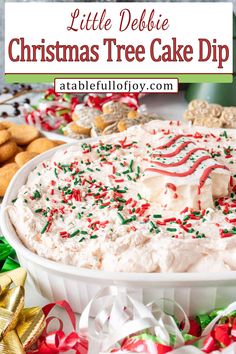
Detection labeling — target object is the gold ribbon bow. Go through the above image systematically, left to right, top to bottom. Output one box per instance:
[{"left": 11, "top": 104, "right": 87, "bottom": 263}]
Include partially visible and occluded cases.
[{"left": 0, "top": 268, "right": 45, "bottom": 353}]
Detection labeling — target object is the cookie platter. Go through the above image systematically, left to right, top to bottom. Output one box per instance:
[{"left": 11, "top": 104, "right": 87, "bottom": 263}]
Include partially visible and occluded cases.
[
  {"left": 2, "top": 119, "right": 236, "bottom": 317},
  {"left": 0, "top": 120, "right": 77, "bottom": 200}
]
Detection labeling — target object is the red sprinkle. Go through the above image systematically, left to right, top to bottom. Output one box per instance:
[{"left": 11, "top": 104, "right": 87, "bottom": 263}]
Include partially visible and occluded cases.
[
  {"left": 125, "top": 198, "right": 133, "bottom": 205},
  {"left": 180, "top": 207, "right": 189, "bottom": 214},
  {"left": 163, "top": 217, "right": 176, "bottom": 223},
  {"left": 225, "top": 217, "right": 236, "bottom": 223},
  {"left": 220, "top": 230, "right": 233, "bottom": 238}
]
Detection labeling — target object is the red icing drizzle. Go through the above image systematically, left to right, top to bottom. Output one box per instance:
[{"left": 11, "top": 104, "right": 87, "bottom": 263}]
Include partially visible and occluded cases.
[
  {"left": 146, "top": 133, "right": 230, "bottom": 211},
  {"left": 154, "top": 134, "right": 184, "bottom": 150},
  {"left": 153, "top": 141, "right": 193, "bottom": 158},
  {"left": 150, "top": 148, "right": 207, "bottom": 167},
  {"left": 146, "top": 155, "right": 212, "bottom": 177},
  {"left": 198, "top": 164, "right": 229, "bottom": 191},
  {"left": 166, "top": 183, "right": 177, "bottom": 191},
  {"left": 197, "top": 200, "right": 201, "bottom": 210}
]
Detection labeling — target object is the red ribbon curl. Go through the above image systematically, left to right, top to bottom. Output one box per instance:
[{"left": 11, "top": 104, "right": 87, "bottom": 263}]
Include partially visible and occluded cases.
[{"left": 27, "top": 300, "right": 88, "bottom": 354}]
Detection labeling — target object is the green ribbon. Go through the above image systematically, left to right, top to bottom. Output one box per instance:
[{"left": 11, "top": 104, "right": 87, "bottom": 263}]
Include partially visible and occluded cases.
[
  {"left": 0, "top": 237, "right": 19, "bottom": 273},
  {"left": 127, "top": 298, "right": 236, "bottom": 352},
  {"left": 208, "top": 308, "right": 236, "bottom": 324},
  {"left": 209, "top": 308, "right": 224, "bottom": 320},
  {"left": 196, "top": 314, "right": 212, "bottom": 330},
  {"left": 134, "top": 332, "right": 176, "bottom": 347},
  {"left": 134, "top": 333, "right": 160, "bottom": 343}
]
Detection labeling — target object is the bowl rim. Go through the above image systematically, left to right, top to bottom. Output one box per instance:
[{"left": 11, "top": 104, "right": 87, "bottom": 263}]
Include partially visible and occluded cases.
[{"left": 2, "top": 122, "right": 236, "bottom": 284}]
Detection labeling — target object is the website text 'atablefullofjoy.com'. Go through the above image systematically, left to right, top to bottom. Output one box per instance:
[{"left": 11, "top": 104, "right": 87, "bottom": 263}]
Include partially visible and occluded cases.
[{"left": 54, "top": 78, "right": 178, "bottom": 93}]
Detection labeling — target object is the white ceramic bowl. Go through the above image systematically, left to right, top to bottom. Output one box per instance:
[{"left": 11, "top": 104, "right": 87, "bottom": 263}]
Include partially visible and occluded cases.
[{"left": 2, "top": 132, "right": 236, "bottom": 316}]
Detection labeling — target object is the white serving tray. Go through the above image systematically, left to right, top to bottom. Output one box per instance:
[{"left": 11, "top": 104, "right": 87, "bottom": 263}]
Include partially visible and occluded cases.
[{"left": 2, "top": 121, "right": 236, "bottom": 316}]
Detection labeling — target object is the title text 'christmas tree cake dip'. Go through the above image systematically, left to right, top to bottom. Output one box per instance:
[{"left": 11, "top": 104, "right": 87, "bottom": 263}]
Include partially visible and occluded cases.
[{"left": 7, "top": 121, "right": 236, "bottom": 273}]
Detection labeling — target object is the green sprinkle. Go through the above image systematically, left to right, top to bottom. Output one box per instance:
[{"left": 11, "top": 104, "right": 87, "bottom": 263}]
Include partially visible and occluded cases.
[
  {"left": 223, "top": 131, "right": 228, "bottom": 138},
  {"left": 129, "top": 159, "right": 134, "bottom": 172},
  {"left": 136, "top": 166, "right": 141, "bottom": 177},
  {"left": 54, "top": 168, "right": 58, "bottom": 178},
  {"left": 74, "top": 179, "right": 79, "bottom": 185},
  {"left": 33, "top": 190, "right": 41, "bottom": 199},
  {"left": 64, "top": 190, "right": 72, "bottom": 195},
  {"left": 137, "top": 193, "right": 142, "bottom": 200},
  {"left": 12, "top": 198, "right": 17, "bottom": 203},
  {"left": 117, "top": 198, "right": 126, "bottom": 203},
  {"left": 35, "top": 208, "right": 43, "bottom": 213},
  {"left": 118, "top": 212, "right": 125, "bottom": 224},
  {"left": 153, "top": 214, "right": 162, "bottom": 218},
  {"left": 125, "top": 215, "right": 137, "bottom": 224},
  {"left": 183, "top": 215, "right": 190, "bottom": 221},
  {"left": 150, "top": 221, "right": 157, "bottom": 230},
  {"left": 41, "top": 222, "right": 49, "bottom": 234},
  {"left": 167, "top": 228, "right": 177, "bottom": 232},
  {"left": 188, "top": 228, "right": 194, "bottom": 233},
  {"left": 70, "top": 230, "right": 80, "bottom": 237},
  {"left": 196, "top": 233, "right": 206, "bottom": 238},
  {"left": 90, "top": 235, "right": 98, "bottom": 239},
  {"left": 79, "top": 237, "right": 85, "bottom": 242}
]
